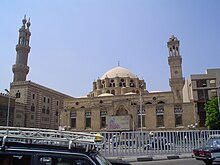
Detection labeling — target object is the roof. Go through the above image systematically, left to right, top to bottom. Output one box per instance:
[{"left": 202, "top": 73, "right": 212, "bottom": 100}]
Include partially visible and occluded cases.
[
  {"left": 101, "top": 67, "right": 137, "bottom": 79},
  {"left": 0, "top": 141, "right": 96, "bottom": 154}
]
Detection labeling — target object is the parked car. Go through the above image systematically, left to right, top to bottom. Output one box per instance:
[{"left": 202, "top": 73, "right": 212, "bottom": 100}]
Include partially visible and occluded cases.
[
  {"left": 0, "top": 126, "right": 130, "bottom": 165},
  {"left": 109, "top": 135, "right": 134, "bottom": 147},
  {"left": 192, "top": 135, "right": 220, "bottom": 165},
  {"left": 144, "top": 138, "right": 173, "bottom": 150}
]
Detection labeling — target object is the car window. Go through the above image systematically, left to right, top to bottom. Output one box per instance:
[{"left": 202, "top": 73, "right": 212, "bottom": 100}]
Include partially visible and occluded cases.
[
  {"left": 206, "top": 138, "right": 220, "bottom": 147},
  {"left": 0, "top": 153, "right": 32, "bottom": 165},
  {"left": 95, "top": 154, "right": 112, "bottom": 165},
  {"left": 38, "top": 155, "right": 94, "bottom": 165}
]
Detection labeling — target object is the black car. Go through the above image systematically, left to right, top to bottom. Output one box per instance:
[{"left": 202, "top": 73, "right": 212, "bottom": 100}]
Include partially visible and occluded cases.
[
  {"left": 0, "top": 126, "right": 131, "bottom": 165},
  {"left": 193, "top": 135, "right": 220, "bottom": 165},
  {"left": 144, "top": 138, "right": 173, "bottom": 150}
]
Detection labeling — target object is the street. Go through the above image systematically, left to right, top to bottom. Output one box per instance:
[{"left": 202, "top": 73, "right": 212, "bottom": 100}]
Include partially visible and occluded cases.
[{"left": 130, "top": 158, "right": 220, "bottom": 165}]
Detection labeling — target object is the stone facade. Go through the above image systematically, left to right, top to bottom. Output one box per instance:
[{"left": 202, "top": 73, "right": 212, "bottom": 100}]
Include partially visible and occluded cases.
[
  {"left": 63, "top": 35, "right": 197, "bottom": 132},
  {"left": 10, "top": 81, "right": 72, "bottom": 129},
  {"left": 63, "top": 92, "right": 196, "bottom": 132},
  {"left": 0, "top": 93, "right": 15, "bottom": 126},
  {"left": 13, "top": 101, "right": 26, "bottom": 127}
]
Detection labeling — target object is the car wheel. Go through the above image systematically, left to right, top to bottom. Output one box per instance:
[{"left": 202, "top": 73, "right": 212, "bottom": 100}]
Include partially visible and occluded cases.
[{"left": 203, "top": 160, "right": 213, "bottom": 165}]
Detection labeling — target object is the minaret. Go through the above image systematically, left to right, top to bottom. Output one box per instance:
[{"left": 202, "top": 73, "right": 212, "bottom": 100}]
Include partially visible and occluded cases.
[
  {"left": 12, "top": 15, "right": 31, "bottom": 82},
  {"left": 167, "top": 35, "right": 185, "bottom": 102}
]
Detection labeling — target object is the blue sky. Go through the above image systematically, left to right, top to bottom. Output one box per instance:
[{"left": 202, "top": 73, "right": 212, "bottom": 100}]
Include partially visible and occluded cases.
[{"left": 1, "top": 0, "right": 220, "bottom": 97}]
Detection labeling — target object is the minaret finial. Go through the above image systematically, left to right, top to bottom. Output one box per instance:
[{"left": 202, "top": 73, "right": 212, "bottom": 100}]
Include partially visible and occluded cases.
[
  {"left": 22, "top": 15, "right": 27, "bottom": 26},
  {"left": 27, "top": 17, "right": 31, "bottom": 28},
  {"left": 118, "top": 61, "right": 120, "bottom": 67}
]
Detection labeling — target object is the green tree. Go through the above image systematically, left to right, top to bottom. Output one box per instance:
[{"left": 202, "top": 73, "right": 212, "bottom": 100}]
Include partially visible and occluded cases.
[{"left": 205, "top": 96, "right": 220, "bottom": 130}]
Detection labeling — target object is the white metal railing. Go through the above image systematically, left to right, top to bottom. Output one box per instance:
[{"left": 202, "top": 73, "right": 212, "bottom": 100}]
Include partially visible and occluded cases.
[{"left": 99, "top": 130, "right": 220, "bottom": 158}]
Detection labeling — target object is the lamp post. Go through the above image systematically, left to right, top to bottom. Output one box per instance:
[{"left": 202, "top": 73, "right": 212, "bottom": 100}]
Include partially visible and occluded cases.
[
  {"left": 139, "top": 83, "right": 145, "bottom": 135},
  {"left": 202, "top": 83, "right": 206, "bottom": 103},
  {"left": 202, "top": 84, "right": 206, "bottom": 126},
  {"left": 217, "top": 86, "right": 220, "bottom": 114},
  {"left": 139, "top": 87, "right": 143, "bottom": 133},
  {"left": 5, "top": 89, "right": 11, "bottom": 127},
  {"left": 126, "top": 92, "right": 136, "bottom": 133},
  {"left": 132, "top": 93, "right": 136, "bottom": 133},
  {"left": 130, "top": 99, "right": 135, "bottom": 134},
  {"left": 64, "top": 108, "right": 68, "bottom": 130},
  {"left": 58, "top": 109, "right": 62, "bottom": 131},
  {"left": 129, "top": 109, "right": 135, "bottom": 135},
  {"left": 187, "top": 123, "right": 198, "bottom": 130}
]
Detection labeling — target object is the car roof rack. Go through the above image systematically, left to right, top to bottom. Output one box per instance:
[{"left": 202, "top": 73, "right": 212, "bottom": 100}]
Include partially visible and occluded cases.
[{"left": 0, "top": 126, "right": 105, "bottom": 151}]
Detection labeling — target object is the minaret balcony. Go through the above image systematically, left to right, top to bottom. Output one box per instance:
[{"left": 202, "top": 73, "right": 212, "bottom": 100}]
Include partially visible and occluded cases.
[
  {"left": 16, "top": 44, "right": 31, "bottom": 52},
  {"left": 12, "top": 64, "right": 29, "bottom": 74},
  {"left": 169, "top": 78, "right": 185, "bottom": 87}
]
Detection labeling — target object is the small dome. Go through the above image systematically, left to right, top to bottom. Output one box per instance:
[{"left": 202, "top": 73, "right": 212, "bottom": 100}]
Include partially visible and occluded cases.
[
  {"left": 101, "top": 67, "right": 136, "bottom": 79},
  {"left": 124, "top": 92, "right": 136, "bottom": 95},
  {"left": 98, "top": 93, "right": 114, "bottom": 97}
]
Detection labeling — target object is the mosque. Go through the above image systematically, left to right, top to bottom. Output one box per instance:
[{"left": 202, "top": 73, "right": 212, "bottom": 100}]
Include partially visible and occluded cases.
[
  {"left": 5, "top": 16, "right": 220, "bottom": 132},
  {"left": 62, "top": 35, "right": 197, "bottom": 132}
]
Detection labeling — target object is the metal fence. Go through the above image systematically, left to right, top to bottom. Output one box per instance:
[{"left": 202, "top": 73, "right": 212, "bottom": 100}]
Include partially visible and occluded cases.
[{"left": 99, "top": 130, "right": 220, "bottom": 158}]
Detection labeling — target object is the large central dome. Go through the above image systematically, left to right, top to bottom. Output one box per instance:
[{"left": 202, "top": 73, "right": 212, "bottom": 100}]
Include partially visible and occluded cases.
[{"left": 101, "top": 66, "right": 136, "bottom": 79}]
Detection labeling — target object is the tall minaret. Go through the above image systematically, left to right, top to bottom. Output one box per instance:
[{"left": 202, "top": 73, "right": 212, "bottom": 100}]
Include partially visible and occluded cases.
[
  {"left": 12, "top": 15, "right": 31, "bottom": 82},
  {"left": 167, "top": 35, "right": 185, "bottom": 102}
]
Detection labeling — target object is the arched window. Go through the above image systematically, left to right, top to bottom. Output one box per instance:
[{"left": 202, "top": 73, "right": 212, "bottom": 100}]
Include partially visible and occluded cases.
[
  {"left": 119, "top": 78, "right": 126, "bottom": 87},
  {"left": 110, "top": 79, "right": 115, "bottom": 87},
  {"left": 130, "top": 79, "right": 135, "bottom": 87},
  {"left": 101, "top": 80, "right": 105, "bottom": 88},
  {"left": 16, "top": 90, "right": 21, "bottom": 98},
  {"left": 111, "top": 90, "right": 115, "bottom": 95},
  {"left": 31, "top": 103, "right": 35, "bottom": 112},
  {"left": 174, "top": 105, "right": 183, "bottom": 127},
  {"left": 42, "top": 106, "right": 45, "bottom": 114},
  {"left": 156, "top": 106, "right": 164, "bottom": 127},
  {"left": 46, "top": 107, "right": 50, "bottom": 115},
  {"left": 55, "top": 111, "right": 58, "bottom": 116},
  {"left": 85, "top": 111, "right": 91, "bottom": 128},
  {"left": 100, "top": 111, "right": 107, "bottom": 128},
  {"left": 70, "top": 112, "right": 77, "bottom": 128}
]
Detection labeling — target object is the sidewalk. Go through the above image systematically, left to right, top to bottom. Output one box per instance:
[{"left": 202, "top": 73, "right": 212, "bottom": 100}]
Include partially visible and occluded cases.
[{"left": 107, "top": 153, "right": 192, "bottom": 163}]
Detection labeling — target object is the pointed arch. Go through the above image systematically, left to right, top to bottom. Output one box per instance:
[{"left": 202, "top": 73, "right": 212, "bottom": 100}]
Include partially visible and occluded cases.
[
  {"left": 158, "top": 101, "right": 165, "bottom": 104},
  {"left": 116, "top": 105, "right": 128, "bottom": 116}
]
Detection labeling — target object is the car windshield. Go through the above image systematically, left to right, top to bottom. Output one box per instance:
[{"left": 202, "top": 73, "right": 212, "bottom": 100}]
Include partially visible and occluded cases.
[
  {"left": 206, "top": 138, "right": 220, "bottom": 147},
  {"left": 95, "top": 154, "right": 112, "bottom": 165}
]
